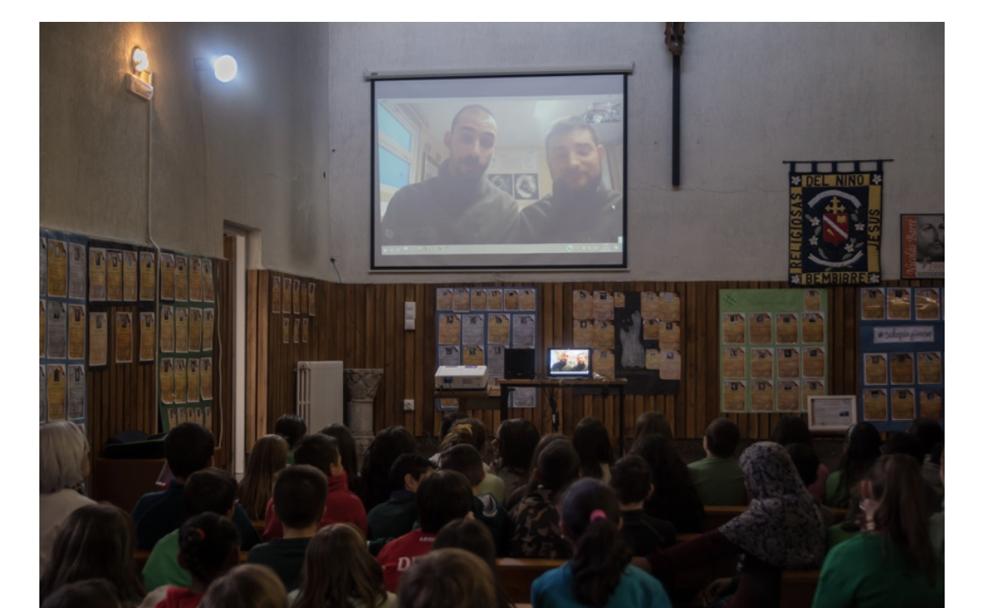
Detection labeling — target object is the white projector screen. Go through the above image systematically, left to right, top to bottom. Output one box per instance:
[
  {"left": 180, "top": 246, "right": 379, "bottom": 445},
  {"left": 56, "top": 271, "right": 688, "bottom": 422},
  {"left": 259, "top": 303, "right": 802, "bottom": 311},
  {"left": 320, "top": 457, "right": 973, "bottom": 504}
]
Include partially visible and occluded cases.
[{"left": 371, "top": 73, "right": 627, "bottom": 269}]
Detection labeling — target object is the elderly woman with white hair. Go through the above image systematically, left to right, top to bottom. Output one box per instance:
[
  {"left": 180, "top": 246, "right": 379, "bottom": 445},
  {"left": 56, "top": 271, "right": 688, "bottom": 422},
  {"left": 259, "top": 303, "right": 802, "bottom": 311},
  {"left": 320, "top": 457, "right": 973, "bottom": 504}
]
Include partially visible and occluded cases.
[{"left": 40, "top": 421, "right": 95, "bottom": 569}]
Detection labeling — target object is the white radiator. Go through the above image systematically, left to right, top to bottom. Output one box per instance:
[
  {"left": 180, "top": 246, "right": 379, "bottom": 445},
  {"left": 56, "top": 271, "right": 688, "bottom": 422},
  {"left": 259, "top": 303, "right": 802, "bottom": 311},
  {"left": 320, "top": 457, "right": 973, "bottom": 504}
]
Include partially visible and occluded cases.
[{"left": 296, "top": 361, "right": 344, "bottom": 433}]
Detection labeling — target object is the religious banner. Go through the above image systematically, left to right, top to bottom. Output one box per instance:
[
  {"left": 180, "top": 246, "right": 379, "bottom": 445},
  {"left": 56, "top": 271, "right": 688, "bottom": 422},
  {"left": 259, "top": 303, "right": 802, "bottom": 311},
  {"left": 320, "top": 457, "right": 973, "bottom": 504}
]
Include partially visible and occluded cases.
[{"left": 788, "top": 161, "right": 883, "bottom": 285}]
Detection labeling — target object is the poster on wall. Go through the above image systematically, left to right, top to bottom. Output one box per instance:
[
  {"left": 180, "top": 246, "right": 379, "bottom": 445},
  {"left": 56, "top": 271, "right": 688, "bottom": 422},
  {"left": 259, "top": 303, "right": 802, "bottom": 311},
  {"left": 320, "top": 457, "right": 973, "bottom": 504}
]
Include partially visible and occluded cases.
[
  {"left": 787, "top": 161, "right": 883, "bottom": 286},
  {"left": 900, "top": 214, "right": 943, "bottom": 279},
  {"left": 858, "top": 287, "right": 943, "bottom": 430},
  {"left": 719, "top": 289, "right": 829, "bottom": 413}
]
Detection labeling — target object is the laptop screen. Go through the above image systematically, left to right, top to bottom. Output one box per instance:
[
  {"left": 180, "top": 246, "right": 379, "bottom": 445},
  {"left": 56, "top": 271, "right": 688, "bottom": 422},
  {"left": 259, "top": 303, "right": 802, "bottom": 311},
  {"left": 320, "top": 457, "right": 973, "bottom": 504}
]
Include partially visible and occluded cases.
[{"left": 547, "top": 348, "right": 592, "bottom": 377}]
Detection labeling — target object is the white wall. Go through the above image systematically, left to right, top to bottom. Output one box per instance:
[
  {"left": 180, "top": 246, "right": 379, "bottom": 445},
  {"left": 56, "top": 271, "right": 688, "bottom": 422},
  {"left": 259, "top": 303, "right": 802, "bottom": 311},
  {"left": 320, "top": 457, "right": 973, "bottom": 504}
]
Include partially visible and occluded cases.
[
  {"left": 326, "top": 22, "right": 943, "bottom": 282},
  {"left": 41, "top": 23, "right": 944, "bottom": 283}
]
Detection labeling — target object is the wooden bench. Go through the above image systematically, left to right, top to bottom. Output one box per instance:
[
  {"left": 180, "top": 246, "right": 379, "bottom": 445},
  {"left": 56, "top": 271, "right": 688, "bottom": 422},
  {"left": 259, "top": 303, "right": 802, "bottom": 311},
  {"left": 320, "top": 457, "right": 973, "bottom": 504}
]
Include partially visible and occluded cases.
[
  {"left": 703, "top": 505, "right": 848, "bottom": 531},
  {"left": 495, "top": 558, "right": 564, "bottom": 604},
  {"left": 779, "top": 569, "right": 821, "bottom": 608}
]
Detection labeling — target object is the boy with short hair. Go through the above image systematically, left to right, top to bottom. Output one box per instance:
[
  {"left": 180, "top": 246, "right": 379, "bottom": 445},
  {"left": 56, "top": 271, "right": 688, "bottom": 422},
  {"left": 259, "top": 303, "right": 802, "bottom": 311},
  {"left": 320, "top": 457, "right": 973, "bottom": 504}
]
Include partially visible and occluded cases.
[
  {"left": 275, "top": 414, "right": 307, "bottom": 464},
  {"left": 687, "top": 417, "right": 747, "bottom": 506},
  {"left": 132, "top": 423, "right": 259, "bottom": 550},
  {"left": 262, "top": 434, "right": 367, "bottom": 539},
  {"left": 439, "top": 443, "right": 509, "bottom": 554},
  {"left": 367, "top": 453, "right": 435, "bottom": 554},
  {"left": 610, "top": 455, "right": 676, "bottom": 556},
  {"left": 248, "top": 464, "right": 328, "bottom": 590},
  {"left": 142, "top": 467, "right": 240, "bottom": 592},
  {"left": 376, "top": 469, "right": 474, "bottom": 592}
]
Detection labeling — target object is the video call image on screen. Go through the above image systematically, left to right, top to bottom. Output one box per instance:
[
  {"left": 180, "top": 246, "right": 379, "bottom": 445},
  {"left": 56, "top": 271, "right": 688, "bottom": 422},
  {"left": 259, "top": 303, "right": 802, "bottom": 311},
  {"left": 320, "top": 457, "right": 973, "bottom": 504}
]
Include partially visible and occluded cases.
[
  {"left": 372, "top": 74, "right": 626, "bottom": 269},
  {"left": 548, "top": 348, "right": 592, "bottom": 377}
]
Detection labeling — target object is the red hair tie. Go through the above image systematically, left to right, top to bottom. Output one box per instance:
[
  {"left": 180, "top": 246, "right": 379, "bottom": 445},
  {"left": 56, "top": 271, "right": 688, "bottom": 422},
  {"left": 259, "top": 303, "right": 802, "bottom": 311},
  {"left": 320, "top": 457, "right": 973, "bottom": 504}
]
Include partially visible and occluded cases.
[
  {"left": 590, "top": 509, "right": 608, "bottom": 523},
  {"left": 194, "top": 528, "right": 206, "bottom": 541}
]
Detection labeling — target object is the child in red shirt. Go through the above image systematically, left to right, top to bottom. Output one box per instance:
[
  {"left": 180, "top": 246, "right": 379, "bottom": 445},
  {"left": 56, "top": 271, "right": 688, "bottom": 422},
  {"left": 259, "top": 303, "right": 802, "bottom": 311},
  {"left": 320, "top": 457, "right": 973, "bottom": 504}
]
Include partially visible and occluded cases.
[
  {"left": 262, "top": 434, "right": 367, "bottom": 539},
  {"left": 376, "top": 470, "right": 474, "bottom": 592},
  {"left": 152, "top": 512, "right": 240, "bottom": 608}
]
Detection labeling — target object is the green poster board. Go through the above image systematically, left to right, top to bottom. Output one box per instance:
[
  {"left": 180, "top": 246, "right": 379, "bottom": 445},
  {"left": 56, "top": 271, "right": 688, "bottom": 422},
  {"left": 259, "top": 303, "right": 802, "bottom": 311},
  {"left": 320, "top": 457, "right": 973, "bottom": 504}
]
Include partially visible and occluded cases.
[{"left": 719, "top": 289, "right": 829, "bottom": 413}]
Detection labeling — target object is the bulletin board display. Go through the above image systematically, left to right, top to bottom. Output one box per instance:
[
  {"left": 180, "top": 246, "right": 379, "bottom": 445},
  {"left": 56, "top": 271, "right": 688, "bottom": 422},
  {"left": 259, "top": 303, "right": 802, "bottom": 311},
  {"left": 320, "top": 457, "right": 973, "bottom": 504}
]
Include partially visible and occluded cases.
[
  {"left": 435, "top": 287, "right": 537, "bottom": 410},
  {"left": 857, "top": 287, "right": 943, "bottom": 431},
  {"left": 571, "top": 289, "right": 681, "bottom": 395},
  {"left": 719, "top": 289, "right": 829, "bottom": 413}
]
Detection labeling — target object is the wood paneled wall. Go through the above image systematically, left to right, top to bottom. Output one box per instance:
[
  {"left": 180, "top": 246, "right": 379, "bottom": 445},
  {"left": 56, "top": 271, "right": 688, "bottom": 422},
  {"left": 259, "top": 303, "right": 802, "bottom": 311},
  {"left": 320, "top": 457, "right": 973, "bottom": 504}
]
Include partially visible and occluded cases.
[
  {"left": 87, "top": 258, "right": 232, "bottom": 468},
  {"left": 248, "top": 277, "right": 941, "bottom": 446}
]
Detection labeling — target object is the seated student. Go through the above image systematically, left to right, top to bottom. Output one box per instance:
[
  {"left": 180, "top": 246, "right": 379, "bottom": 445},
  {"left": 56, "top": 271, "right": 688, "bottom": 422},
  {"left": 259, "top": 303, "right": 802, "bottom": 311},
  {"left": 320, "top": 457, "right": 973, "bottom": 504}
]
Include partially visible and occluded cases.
[
  {"left": 634, "top": 411, "right": 674, "bottom": 440},
  {"left": 274, "top": 415, "right": 307, "bottom": 464},
  {"left": 771, "top": 415, "right": 828, "bottom": 502},
  {"left": 457, "top": 417, "right": 507, "bottom": 502},
  {"left": 573, "top": 417, "right": 614, "bottom": 483},
  {"left": 687, "top": 417, "right": 747, "bottom": 506},
  {"left": 492, "top": 418, "right": 540, "bottom": 500},
  {"left": 908, "top": 418, "right": 944, "bottom": 512},
  {"left": 40, "top": 421, "right": 95, "bottom": 571},
  {"left": 825, "top": 422, "right": 883, "bottom": 508},
  {"left": 132, "top": 423, "right": 259, "bottom": 550},
  {"left": 320, "top": 424, "right": 361, "bottom": 492},
  {"left": 360, "top": 426, "right": 417, "bottom": 513},
  {"left": 503, "top": 433, "right": 566, "bottom": 512},
  {"left": 237, "top": 434, "right": 289, "bottom": 522},
  {"left": 262, "top": 434, "right": 367, "bottom": 539},
  {"left": 631, "top": 434, "right": 705, "bottom": 533},
  {"left": 509, "top": 438, "right": 580, "bottom": 559},
  {"left": 647, "top": 442, "right": 825, "bottom": 608},
  {"left": 784, "top": 442, "right": 836, "bottom": 527},
  {"left": 439, "top": 444, "right": 510, "bottom": 554},
  {"left": 929, "top": 448, "right": 943, "bottom": 557},
  {"left": 367, "top": 454, "right": 434, "bottom": 555},
  {"left": 812, "top": 454, "right": 944, "bottom": 608},
  {"left": 610, "top": 455, "right": 676, "bottom": 555},
  {"left": 249, "top": 465, "right": 329, "bottom": 591},
  {"left": 143, "top": 468, "right": 240, "bottom": 593},
  {"left": 376, "top": 470, "right": 474, "bottom": 593},
  {"left": 531, "top": 478, "right": 672, "bottom": 608},
  {"left": 40, "top": 504, "right": 145, "bottom": 606},
  {"left": 140, "top": 512, "right": 240, "bottom": 608},
  {"left": 433, "top": 519, "right": 512, "bottom": 608},
  {"left": 291, "top": 524, "right": 397, "bottom": 608},
  {"left": 397, "top": 549, "right": 498, "bottom": 608},
  {"left": 199, "top": 564, "right": 288, "bottom": 608},
  {"left": 41, "top": 579, "right": 122, "bottom": 608}
]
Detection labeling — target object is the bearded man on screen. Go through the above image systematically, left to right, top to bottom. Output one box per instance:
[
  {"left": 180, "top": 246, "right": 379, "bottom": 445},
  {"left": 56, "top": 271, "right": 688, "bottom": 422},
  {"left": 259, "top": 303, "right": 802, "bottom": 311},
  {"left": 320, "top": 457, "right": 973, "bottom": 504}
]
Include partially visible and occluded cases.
[
  {"left": 380, "top": 105, "right": 521, "bottom": 246},
  {"left": 519, "top": 118, "right": 623, "bottom": 244}
]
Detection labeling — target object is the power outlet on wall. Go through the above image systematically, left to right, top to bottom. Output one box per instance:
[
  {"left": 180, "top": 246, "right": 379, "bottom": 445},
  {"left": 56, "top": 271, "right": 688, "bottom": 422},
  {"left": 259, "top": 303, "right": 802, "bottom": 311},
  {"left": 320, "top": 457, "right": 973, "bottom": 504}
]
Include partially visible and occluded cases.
[{"left": 403, "top": 399, "right": 415, "bottom": 412}]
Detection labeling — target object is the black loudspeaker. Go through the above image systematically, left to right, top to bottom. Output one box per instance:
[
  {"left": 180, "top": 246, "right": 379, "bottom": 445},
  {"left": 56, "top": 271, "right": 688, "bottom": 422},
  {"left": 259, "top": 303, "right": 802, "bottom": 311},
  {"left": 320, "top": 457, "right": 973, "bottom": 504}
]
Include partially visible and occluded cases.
[{"left": 504, "top": 348, "right": 536, "bottom": 379}]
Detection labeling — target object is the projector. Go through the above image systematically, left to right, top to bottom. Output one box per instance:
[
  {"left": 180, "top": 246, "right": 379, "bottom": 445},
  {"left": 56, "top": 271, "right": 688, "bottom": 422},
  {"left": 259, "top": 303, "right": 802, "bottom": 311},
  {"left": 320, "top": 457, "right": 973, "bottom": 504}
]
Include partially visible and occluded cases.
[{"left": 435, "top": 366, "right": 489, "bottom": 390}]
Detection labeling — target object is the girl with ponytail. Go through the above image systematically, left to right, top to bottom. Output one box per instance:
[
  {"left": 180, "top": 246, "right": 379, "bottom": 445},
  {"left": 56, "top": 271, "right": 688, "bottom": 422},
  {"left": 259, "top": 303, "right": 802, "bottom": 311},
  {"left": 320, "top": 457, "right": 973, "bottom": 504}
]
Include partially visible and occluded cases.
[
  {"left": 812, "top": 454, "right": 943, "bottom": 608},
  {"left": 530, "top": 478, "right": 671, "bottom": 608},
  {"left": 143, "top": 512, "right": 240, "bottom": 608}
]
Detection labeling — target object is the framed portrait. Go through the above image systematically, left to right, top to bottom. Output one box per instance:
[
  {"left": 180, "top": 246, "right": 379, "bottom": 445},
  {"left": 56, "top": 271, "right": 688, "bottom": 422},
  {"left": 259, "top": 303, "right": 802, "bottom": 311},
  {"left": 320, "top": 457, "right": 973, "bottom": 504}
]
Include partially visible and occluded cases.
[
  {"left": 900, "top": 213, "right": 943, "bottom": 279},
  {"left": 808, "top": 394, "right": 857, "bottom": 432}
]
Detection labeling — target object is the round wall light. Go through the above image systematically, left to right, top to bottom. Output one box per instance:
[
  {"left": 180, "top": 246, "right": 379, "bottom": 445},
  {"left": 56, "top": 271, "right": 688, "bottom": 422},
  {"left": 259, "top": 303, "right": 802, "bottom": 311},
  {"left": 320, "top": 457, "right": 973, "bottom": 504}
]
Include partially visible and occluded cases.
[
  {"left": 131, "top": 47, "right": 150, "bottom": 73},
  {"left": 212, "top": 55, "right": 238, "bottom": 83}
]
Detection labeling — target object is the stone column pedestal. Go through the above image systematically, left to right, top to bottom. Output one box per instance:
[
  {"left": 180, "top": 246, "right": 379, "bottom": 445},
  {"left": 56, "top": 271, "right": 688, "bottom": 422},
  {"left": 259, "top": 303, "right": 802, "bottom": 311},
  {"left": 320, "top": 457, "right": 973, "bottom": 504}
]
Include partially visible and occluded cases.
[{"left": 343, "top": 368, "right": 383, "bottom": 460}]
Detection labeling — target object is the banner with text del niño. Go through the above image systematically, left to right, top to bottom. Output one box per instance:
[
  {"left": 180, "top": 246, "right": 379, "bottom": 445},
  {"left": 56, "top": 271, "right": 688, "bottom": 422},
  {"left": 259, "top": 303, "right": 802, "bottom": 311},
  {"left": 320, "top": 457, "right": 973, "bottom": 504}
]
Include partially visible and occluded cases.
[{"left": 788, "top": 162, "right": 883, "bottom": 286}]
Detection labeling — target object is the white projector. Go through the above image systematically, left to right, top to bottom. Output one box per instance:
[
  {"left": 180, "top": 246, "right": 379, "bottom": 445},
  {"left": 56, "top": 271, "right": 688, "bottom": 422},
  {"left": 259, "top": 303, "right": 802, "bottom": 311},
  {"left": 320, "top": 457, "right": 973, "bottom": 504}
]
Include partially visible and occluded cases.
[{"left": 435, "top": 365, "right": 489, "bottom": 390}]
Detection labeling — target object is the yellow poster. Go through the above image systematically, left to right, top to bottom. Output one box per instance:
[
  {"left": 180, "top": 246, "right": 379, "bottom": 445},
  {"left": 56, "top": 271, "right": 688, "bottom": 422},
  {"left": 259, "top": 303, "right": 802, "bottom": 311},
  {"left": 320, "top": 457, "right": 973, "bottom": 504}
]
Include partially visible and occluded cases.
[
  {"left": 47, "top": 239, "right": 68, "bottom": 298},
  {"left": 68, "top": 243, "right": 87, "bottom": 300},
  {"left": 88, "top": 248, "right": 107, "bottom": 301},
  {"left": 106, "top": 251, "right": 123, "bottom": 300},
  {"left": 122, "top": 251, "right": 138, "bottom": 302},
  {"left": 139, "top": 251, "right": 156, "bottom": 301},
  {"left": 160, "top": 253, "right": 175, "bottom": 301},
  {"left": 174, "top": 256, "right": 188, "bottom": 301},
  {"left": 188, "top": 257, "right": 203, "bottom": 302},
  {"left": 202, "top": 259, "right": 215, "bottom": 303},
  {"left": 282, "top": 275, "right": 292, "bottom": 313},
  {"left": 271, "top": 276, "right": 282, "bottom": 314},
  {"left": 293, "top": 279, "right": 302, "bottom": 314},
  {"left": 299, "top": 280, "right": 308, "bottom": 315},
  {"left": 308, "top": 282, "right": 316, "bottom": 317},
  {"left": 436, "top": 288, "right": 453, "bottom": 310},
  {"left": 453, "top": 288, "right": 470, "bottom": 311},
  {"left": 470, "top": 288, "right": 487, "bottom": 310},
  {"left": 518, "top": 288, "right": 536, "bottom": 311},
  {"left": 861, "top": 288, "right": 885, "bottom": 320},
  {"left": 887, "top": 288, "right": 911, "bottom": 320},
  {"left": 914, "top": 288, "right": 940, "bottom": 321},
  {"left": 485, "top": 289, "right": 503, "bottom": 310},
  {"left": 503, "top": 289, "right": 519, "bottom": 311},
  {"left": 804, "top": 289, "right": 822, "bottom": 312},
  {"left": 573, "top": 290, "right": 593, "bottom": 320},
  {"left": 592, "top": 291, "right": 613, "bottom": 321},
  {"left": 614, "top": 291, "right": 625, "bottom": 308},
  {"left": 658, "top": 292, "right": 681, "bottom": 322},
  {"left": 40, "top": 300, "right": 46, "bottom": 357},
  {"left": 68, "top": 304, "right": 86, "bottom": 360},
  {"left": 160, "top": 306, "right": 175, "bottom": 353},
  {"left": 175, "top": 307, "right": 189, "bottom": 353},
  {"left": 188, "top": 308, "right": 203, "bottom": 352},
  {"left": 202, "top": 308, "right": 214, "bottom": 352},
  {"left": 115, "top": 312, "right": 133, "bottom": 363},
  {"left": 139, "top": 312, "right": 156, "bottom": 362},
  {"left": 88, "top": 313, "right": 108, "bottom": 366},
  {"left": 438, "top": 313, "right": 461, "bottom": 345},
  {"left": 749, "top": 313, "right": 773, "bottom": 345},
  {"left": 776, "top": 313, "right": 798, "bottom": 344},
  {"left": 801, "top": 313, "right": 824, "bottom": 343},
  {"left": 488, "top": 314, "right": 510, "bottom": 345},
  {"left": 722, "top": 314, "right": 745, "bottom": 344},
  {"left": 282, "top": 317, "right": 291, "bottom": 344},
  {"left": 293, "top": 317, "right": 301, "bottom": 343},
  {"left": 302, "top": 318, "right": 310, "bottom": 343},
  {"left": 643, "top": 318, "right": 661, "bottom": 341},
  {"left": 572, "top": 319, "right": 593, "bottom": 347},
  {"left": 593, "top": 320, "right": 615, "bottom": 350},
  {"left": 659, "top": 322, "right": 681, "bottom": 351},
  {"left": 462, "top": 345, "right": 485, "bottom": 365},
  {"left": 722, "top": 347, "right": 745, "bottom": 379},
  {"left": 750, "top": 348, "right": 773, "bottom": 379},
  {"left": 777, "top": 348, "right": 800, "bottom": 378},
  {"left": 802, "top": 348, "right": 825, "bottom": 378},
  {"left": 592, "top": 349, "right": 615, "bottom": 379},
  {"left": 645, "top": 349, "right": 661, "bottom": 370},
  {"left": 659, "top": 350, "right": 682, "bottom": 380},
  {"left": 917, "top": 352, "right": 942, "bottom": 384},
  {"left": 863, "top": 353, "right": 887, "bottom": 385},
  {"left": 890, "top": 353, "right": 914, "bottom": 384},
  {"left": 160, "top": 358, "right": 174, "bottom": 404},
  {"left": 187, "top": 358, "right": 200, "bottom": 403},
  {"left": 201, "top": 358, "right": 213, "bottom": 401},
  {"left": 173, "top": 359, "right": 187, "bottom": 404},
  {"left": 46, "top": 364, "right": 67, "bottom": 420},
  {"left": 751, "top": 380, "right": 775, "bottom": 411},
  {"left": 802, "top": 380, "right": 826, "bottom": 409},
  {"left": 722, "top": 381, "right": 746, "bottom": 412},
  {"left": 777, "top": 381, "right": 800, "bottom": 411},
  {"left": 892, "top": 388, "right": 915, "bottom": 420},
  {"left": 864, "top": 389, "right": 888, "bottom": 421},
  {"left": 919, "top": 390, "right": 942, "bottom": 421},
  {"left": 204, "top": 406, "right": 213, "bottom": 431},
  {"left": 166, "top": 407, "right": 178, "bottom": 429}
]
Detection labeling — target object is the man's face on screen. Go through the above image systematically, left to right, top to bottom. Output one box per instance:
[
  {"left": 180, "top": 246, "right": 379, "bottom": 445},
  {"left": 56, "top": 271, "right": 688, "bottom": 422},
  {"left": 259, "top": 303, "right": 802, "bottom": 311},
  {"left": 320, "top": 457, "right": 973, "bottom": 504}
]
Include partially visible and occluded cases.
[
  {"left": 444, "top": 109, "right": 497, "bottom": 178},
  {"left": 547, "top": 128, "right": 603, "bottom": 194}
]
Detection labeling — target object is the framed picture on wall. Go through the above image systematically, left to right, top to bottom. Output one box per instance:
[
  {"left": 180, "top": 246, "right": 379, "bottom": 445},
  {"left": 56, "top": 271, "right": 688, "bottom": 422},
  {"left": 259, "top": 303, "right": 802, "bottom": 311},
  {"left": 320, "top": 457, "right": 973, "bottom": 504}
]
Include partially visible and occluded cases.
[
  {"left": 900, "top": 213, "right": 943, "bottom": 279},
  {"left": 807, "top": 395, "right": 857, "bottom": 432}
]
